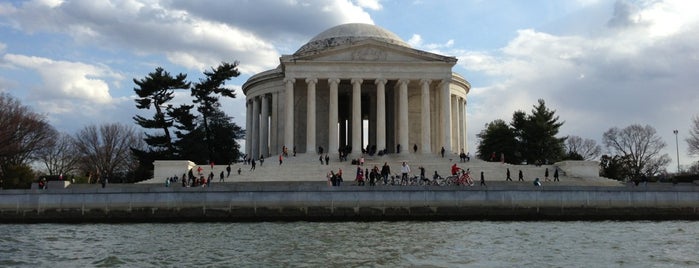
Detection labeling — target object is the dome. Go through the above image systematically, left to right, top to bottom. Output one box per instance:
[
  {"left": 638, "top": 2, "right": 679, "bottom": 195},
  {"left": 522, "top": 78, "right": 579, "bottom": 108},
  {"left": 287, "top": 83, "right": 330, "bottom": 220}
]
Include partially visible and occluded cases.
[{"left": 295, "top": 23, "right": 410, "bottom": 55}]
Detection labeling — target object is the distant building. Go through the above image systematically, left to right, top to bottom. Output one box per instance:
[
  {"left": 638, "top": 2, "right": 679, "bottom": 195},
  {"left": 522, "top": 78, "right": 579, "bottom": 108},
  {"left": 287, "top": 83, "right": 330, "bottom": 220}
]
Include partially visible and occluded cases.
[{"left": 243, "top": 23, "right": 470, "bottom": 157}]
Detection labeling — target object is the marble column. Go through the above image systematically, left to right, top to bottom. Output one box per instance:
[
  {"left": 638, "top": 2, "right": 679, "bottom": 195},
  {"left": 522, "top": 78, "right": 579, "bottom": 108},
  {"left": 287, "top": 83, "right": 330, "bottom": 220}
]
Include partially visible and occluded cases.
[
  {"left": 284, "top": 78, "right": 294, "bottom": 150},
  {"left": 305, "top": 78, "right": 317, "bottom": 154},
  {"left": 328, "top": 78, "right": 340, "bottom": 155},
  {"left": 351, "top": 78, "right": 363, "bottom": 155},
  {"left": 375, "top": 78, "right": 387, "bottom": 152},
  {"left": 398, "top": 79, "right": 409, "bottom": 155},
  {"left": 420, "top": 79, "right": 432, "bottom": 154},
  {"left": 440, "top": 79, "right": 452, "bottom": 154},
  {"left": 270, "top": 93, "right": 278, "bottom": 155},
  {"left": 260, "top": 94, "right": 269, "bottom": 157},
  {"left": 452, "top": 95, "right": 460, "bottom": 152},
  {"left": 251, "top": 96, "right": 260, "bottom": 159},
  {"left": 462, "top": 98, "right": 468, "bottom": 153},
  {"left": 245, "top": 100, "right": 252, "bottom": 157}
]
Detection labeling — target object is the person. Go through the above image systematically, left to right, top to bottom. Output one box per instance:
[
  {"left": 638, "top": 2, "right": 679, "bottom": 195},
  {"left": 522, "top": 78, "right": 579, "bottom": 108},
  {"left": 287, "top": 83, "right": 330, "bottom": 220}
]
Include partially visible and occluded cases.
[
  {"left": 413, "top": 144, "right": 418, "bottom": 153},
  {"left": 319, "top": 146, "right": 324, "bottom": 155},
  {"left": 441, "top": 146, "right": 445, "bottom": 158},
  {"left": 465, "top": 152, "right": 471, "bottom": 162},
  {"left": 279, "top": 154, "right": 283, "bottom": 165},
  {"left": 319, "top": 154, "right": 324, "bottom": 165},
  {"left": 325, "top": 154, "right": 329, "bottom": 165},
  {"left": 259, "top": 155, "right": 265, "bottom": 166},
  {"left": 359, "top": 156, "right": 364, "bottom": 166},
  {"left": 250, "top": 158, "right": 256, "bottom": 171},
  {"left": 381, "top": 162, "right": 390, "bottom": 185},
  {"left": 400, "top": 162, "right": 411, "bottom": 185},
  {"left": 451, "top": 163, "right": 461, "bottom": 176},
  {"left": 226, "top": 164, "right": 231, "bottom": 177},
  {"left": 197, "top": 166, "right": 203, "bottom": 175},
  {"left": 356, "top": 166, "right": 364, "bottom": 186},
  {"left": 369, "top": 166, "right": 378, "bottom": 186},
  {"left": 237, "top": 167, "right": 241, "bottom": 175},
  {"left": 336, "top": 168, "right": 343, "bottom": 186},
  {"left": 506, "top": 168, "right": 512, "bottom": 181},
  {"left": 544, "top": 168, "right": 550, "bottom": 181},
  {"left": 553, "top": 168, "right": 559, "bottom": 182},
  {"left": 518, "top": 170, "right": 524, "bottom": 181},
  {"left": 219, "top": 171, "right": 225, "bottom": 182},
  {"left": 326, "top": 171, "right": 334, "bottom": 186},
  {"left": 433, "top": 171, "right": 442, "bottom": 183},
  {"left": 480, "top": 171, "right": 486, "bottom": 186},
  {"left": 208, "top": 172, "right": 214, "bottom": 186},
  {"left": 101, "top": 175, "right": 107, "bottom": 188},
  {"left": 182, "top": 175, "right": 187, "bottom": 187},
  {"left": 165, "top": 177, "right": 170, "bottom": 187},
  {"left": 534, "top": 177, "right": 542, "bottom": 186},
  {"left": 38, "top": 178, "right": 46, "bottom": 190}
]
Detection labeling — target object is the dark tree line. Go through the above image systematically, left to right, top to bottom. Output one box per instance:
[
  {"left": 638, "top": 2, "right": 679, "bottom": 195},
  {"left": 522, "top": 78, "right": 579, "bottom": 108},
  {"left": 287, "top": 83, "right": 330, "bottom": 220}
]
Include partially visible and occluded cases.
[{"left": 132, "top": 62, "right": 245, "bottom": 180}]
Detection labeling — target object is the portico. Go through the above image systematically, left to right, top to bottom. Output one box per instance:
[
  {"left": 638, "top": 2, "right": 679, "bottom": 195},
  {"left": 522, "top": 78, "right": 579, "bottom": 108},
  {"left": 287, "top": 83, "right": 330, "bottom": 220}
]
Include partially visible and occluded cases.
[{"left": 243, "top": 23, "right": 470, "bottom": 158}]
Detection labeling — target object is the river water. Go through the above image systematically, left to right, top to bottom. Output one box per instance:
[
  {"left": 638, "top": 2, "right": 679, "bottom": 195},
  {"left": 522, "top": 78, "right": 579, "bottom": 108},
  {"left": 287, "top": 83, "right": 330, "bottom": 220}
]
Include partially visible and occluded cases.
[{"left": 1, "top": 221, "right": 697, "bottom": 267}]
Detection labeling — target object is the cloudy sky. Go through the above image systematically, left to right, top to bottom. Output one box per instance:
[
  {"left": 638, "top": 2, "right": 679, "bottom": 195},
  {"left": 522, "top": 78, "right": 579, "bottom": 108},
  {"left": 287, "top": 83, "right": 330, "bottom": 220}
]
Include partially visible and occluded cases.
[{"left": 1, "top": 0, "right": 698, "bottom": 169}]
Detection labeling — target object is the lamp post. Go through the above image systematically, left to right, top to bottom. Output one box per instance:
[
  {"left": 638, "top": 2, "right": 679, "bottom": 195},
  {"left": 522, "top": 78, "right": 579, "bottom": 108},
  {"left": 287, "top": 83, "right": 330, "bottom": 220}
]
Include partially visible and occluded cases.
[{"left": 673, "top": 129, "right": 680, "bottom": 173}]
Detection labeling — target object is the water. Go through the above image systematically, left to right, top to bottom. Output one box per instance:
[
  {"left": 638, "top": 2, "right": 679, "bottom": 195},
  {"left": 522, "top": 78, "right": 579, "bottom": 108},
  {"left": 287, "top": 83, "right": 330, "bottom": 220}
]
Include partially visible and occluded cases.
[{"left": 1, "top": 221, "right": 697, "bottom": 267}]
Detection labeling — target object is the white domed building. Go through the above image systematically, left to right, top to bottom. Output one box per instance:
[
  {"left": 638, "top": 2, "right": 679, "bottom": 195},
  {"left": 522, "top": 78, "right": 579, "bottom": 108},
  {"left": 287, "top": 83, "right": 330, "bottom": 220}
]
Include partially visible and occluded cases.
[{"left": 243, "top": 23, "right": 470, "bottom": 158}]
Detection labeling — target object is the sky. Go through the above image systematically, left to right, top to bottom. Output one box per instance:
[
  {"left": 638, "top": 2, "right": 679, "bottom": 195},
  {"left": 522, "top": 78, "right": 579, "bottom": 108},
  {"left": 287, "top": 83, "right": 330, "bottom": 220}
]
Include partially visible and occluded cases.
[{"left": 1, "top": 0, "right": 698, "bottom": 170}]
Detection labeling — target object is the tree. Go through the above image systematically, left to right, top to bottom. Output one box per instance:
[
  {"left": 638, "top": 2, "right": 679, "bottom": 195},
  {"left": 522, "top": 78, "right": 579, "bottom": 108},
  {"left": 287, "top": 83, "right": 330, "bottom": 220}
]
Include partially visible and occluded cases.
[
  {"left": 190, "top": 62, "right": 241, "bottom": 163},
  {"left": 132, "top": 67, "right": 191, "bottom": 156},
  {"left": 0, "top": 93, "right": 57, "bottom": 188},
  {"left": 511, "top": 99, "right": 566, "bottom": 164},
  {"left": 687, "top": 115, "right": 699, "bottom": 156},
  {"left": 476, "top": 119, "right": 520, "bottom": 164},
  {"left": 73, "top": 123, "right": 143, "bottom": 183},
  {"left": 602, "top": 124, "right": 671, "bottom": 178},
  {"left": 35, "top": 132, "right": 80, "bottom": 176},
  {"left": 565, "top": 135, "right": 602, "bottom": 160},
  {"left": 599, "top": 154, "right": 634, "bottom": 181}
]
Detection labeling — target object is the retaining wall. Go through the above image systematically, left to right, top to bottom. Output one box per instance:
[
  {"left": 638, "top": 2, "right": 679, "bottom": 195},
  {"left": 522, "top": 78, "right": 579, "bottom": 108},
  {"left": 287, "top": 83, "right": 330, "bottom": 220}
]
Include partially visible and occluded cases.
[{"left": 1, "top": 185, "right": 698, "bottom": 222}]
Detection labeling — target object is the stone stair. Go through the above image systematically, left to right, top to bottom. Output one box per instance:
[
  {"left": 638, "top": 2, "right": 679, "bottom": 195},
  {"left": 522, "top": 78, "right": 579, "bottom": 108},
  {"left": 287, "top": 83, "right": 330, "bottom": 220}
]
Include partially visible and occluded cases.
[{"left": 139, "top": 152, "right": 621, "bottom": 186}]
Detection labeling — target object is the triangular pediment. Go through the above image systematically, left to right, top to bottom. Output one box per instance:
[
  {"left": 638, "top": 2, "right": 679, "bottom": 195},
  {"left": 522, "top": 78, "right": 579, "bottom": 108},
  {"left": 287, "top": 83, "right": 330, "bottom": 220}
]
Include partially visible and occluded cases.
[{"left": 283, "top": 40, "right": 456, "bottom": 64}]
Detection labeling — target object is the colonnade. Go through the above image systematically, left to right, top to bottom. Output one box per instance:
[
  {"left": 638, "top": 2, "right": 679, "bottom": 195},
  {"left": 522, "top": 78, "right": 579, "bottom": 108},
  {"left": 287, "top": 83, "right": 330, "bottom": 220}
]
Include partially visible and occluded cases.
[{"left": 245, "top": 77, "right": 468, "bottom": 159}]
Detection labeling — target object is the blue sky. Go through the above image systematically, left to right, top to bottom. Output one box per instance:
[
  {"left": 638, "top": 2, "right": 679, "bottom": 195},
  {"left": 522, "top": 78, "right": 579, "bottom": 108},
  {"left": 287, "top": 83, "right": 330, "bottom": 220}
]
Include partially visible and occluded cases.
[{"left": 1, "top": 0, "right": 698, "bottom": 169}]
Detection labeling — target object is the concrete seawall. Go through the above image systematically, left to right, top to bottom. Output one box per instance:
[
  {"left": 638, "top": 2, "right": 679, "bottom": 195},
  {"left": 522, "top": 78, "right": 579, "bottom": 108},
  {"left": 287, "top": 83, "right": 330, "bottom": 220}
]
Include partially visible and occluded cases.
[{"left": 1, "top": 184, "right": 698, "bottom": 222}]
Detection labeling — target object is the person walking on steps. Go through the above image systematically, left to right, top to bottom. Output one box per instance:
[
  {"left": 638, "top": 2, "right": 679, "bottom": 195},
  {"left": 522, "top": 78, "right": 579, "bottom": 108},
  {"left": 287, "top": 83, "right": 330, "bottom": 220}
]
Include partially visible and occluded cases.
[
  {"left": 506, "top": 168, "right": 512, "bottom": 181},
  {"left": 553, "top": 168, "right": 559, "bottom": 182},
  {"left": 518, "top": 170, "right": 524, "bottom": 181},
  {"left": 480, "top": 171, "right": 486, "bottom": 186}
]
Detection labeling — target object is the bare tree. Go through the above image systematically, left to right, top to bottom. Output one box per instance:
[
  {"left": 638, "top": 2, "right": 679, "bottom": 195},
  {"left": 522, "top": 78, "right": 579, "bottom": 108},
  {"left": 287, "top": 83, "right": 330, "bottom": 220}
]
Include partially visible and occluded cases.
[
  {"left": 0, "top": 93, "right": 57, "bottom": 177},
  {"left": 687, "top": 115, "right": 699, "bottom": 156},
  {"left": 73, "top": 123, "right": 142, "bottom": 182},
  {"left": 603, "top": 124, "right": 671, "bottom": 177},
  {"left": 36, "top": 132, "right": 80, "bottom": 176},
  {"left": 566, "top": 135, "right": 602, "bottom": 160}
]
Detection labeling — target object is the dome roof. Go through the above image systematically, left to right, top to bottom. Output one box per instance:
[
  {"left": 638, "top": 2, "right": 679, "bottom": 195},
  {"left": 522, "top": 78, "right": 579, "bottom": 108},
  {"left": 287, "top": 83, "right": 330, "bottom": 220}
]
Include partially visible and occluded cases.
[{"left": 295, "top": 23, "right": 410, "bottom": 55}]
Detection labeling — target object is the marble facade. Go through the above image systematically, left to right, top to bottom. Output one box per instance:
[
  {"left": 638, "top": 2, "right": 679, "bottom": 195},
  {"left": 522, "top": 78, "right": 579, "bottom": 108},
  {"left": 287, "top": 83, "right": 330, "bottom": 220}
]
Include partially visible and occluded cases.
[{"left": 242, "top": 23, "right": 470, "bottom": 158}]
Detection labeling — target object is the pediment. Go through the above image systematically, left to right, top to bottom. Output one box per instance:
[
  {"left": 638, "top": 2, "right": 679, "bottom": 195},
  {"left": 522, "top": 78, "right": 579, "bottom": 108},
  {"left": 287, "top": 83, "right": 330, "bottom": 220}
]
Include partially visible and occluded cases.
[{"left": 284, "top": 40, "right": 456, "bottom": 64}]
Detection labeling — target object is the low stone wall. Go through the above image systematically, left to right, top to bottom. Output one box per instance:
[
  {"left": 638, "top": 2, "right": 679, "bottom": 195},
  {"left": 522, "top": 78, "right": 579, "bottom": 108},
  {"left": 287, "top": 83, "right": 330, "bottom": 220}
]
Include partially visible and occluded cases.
[{"left": 1, "top": 184, "right": 698, "bottom": 222}]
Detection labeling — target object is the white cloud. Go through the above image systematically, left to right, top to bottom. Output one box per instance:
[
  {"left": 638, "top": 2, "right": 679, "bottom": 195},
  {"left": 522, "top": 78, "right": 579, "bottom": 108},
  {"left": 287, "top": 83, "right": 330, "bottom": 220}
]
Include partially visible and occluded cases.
[
  {"left": 2, "top": 0, "right": 376, "bottom": 74},
  {"left": 355, "top": 0, "right": 383, "bottom": 11},
  {"left": 430, "top": 0, "right": 699, "bottom": 166},
  {"left": 2, "top": 54, "right": 121, "bottom": 105}
]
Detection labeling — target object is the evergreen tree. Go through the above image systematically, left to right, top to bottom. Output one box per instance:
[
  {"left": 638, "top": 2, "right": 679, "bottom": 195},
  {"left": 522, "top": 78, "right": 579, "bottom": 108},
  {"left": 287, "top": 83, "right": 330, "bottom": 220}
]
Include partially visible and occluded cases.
[
  {"left": 190, "top": 62, "right": 241, "bottom": 163},
  {"left": 132, "top": 67, "right": 190, "bottom": 156},
  {"left": 514, "top": 99, "right": 566, "bottom": 164},
  {"left": 476, "top": 119, "right": 520, "bottom": 164}
]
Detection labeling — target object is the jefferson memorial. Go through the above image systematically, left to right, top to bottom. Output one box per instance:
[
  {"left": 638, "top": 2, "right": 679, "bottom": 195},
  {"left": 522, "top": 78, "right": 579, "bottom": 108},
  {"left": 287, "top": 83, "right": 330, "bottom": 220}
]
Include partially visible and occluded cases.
[{"left": 243, "top": 23, "right": 471, "bottom": 158}]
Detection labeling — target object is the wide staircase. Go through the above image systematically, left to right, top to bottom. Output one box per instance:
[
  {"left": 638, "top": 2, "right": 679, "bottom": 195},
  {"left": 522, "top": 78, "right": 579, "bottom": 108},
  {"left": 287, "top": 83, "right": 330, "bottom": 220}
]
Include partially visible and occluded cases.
[{"left": 139, "top": 152, "right": 621, "bottom": 186}]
